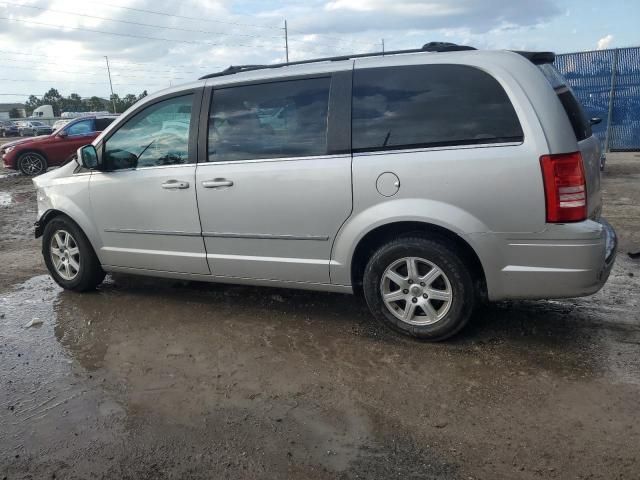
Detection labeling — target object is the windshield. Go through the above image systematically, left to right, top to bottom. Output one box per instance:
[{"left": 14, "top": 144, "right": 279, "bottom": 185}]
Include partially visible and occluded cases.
[{"left": 31, "top": 121, "right": 46, "bottom": 126}]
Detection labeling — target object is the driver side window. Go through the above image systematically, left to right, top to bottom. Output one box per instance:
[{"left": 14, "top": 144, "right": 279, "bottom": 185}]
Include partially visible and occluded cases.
[
  {"left": 104, "top": 94, "right": 193, "bottom": 171},
  {"left": 66, "top": 119, "right": 94, "bottom": 136}
]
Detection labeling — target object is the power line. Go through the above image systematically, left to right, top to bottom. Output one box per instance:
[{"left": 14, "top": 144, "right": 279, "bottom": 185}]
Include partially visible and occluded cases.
[
  {"left": 95, "top": 1, "right": 375, "bottom": 48},
  {"left": 96, "top": 1, "right": 284, "bottom": 30},
  {"left": 0, "top": 2, "right": 282, "bottom": 40},
  {"left": 0, "top": 7, "right": 363, "bottom": 54},
  {"left": 0, "top": 16, "right": 265, "bottom": 49},
  {"left": 0, "top": 49, "right": 215, "bottom": 69},
  {"left": 0, "top": 59, "right": 192, "bottom": 80},
  {"left": 0, "top": 77, "right": 169, "bottom": 87},
  {"left": 0, "top": 93, "right": 44, "bottom": 97}
]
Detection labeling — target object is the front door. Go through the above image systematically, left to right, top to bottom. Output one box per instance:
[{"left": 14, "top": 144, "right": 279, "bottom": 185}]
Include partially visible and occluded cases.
[
  {"left": 196, "top": 74, "right": 352, "bottom": 284},
  {"left": 89, "top": 91, "right": 209, "bottom": 274},
  {"left": 48, "top": 119, "right": 96, "bottom": 164}
]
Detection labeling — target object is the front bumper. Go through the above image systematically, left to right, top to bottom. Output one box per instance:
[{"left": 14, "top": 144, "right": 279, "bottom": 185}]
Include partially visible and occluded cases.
[
  {"left": 1, "top": 149, "right": 17, "bottom": 169},
  {"left": 470, "top": 219, "right": 617, "bottom": 301}
]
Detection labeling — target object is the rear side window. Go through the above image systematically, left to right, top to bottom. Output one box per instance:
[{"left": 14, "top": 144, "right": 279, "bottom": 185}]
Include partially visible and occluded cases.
[
  {"left": 538, "top": 63, "right": 592, "bottom": 141},
  {"left": 352, "top": 64, "right": 523, "bottom": 152},
  {"left": 208, "top": 77, "right": 331, "bottom": 162},
  {"left": 95, "top": 117, "right": 116, "bottom": 131}
]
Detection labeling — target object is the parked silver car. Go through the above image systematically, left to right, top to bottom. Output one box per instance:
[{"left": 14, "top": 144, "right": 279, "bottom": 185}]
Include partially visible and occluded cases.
[
  {"left": 32, "top": 44, "right": 617, "bottom": 340},
  {"left": 17, "top": 120, "right": 53, "bottom": 136}
]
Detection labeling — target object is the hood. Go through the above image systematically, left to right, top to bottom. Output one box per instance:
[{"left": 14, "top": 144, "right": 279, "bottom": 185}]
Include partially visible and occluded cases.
[
  {"left": 1, "top": 135, "right": 53, "bottom": 150},
  {"left": 32, "top": 159, "right": 80, "bottom": 189}
]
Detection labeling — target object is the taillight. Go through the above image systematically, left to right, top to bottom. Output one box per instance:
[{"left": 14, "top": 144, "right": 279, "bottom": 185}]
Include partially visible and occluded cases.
[{"left": 540, "top": 152, "right": 587, "bottom": 223}]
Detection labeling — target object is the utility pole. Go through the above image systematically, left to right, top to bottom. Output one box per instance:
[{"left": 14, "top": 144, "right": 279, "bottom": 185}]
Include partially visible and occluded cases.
[
  {"left": 284, "top": 19, "right": 289, "bottom": 63},
  {"left": 381, "top": 38, "right": 385, "bottom": 54},
  {"left": 104, "top": 56, "right": 117, "bottom": 114}
]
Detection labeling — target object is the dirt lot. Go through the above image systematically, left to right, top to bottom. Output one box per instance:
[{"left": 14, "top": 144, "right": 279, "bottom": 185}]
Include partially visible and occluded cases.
[{"left": 1, "top": 152, "right": 639, "bottom": 479}]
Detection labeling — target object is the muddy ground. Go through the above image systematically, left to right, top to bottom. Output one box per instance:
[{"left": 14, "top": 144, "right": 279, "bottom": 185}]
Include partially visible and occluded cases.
[{"left": 1, "top": 153, "right": 639, "bottom": 479}]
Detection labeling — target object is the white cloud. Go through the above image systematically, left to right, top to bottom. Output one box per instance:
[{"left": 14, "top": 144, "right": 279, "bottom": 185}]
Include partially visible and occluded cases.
[
  {"left": 0, "top": 0, "right": 564, "bottom": 101},
  {"left": 325, "top": 0, "right": 463, "bottom": 16},
  {"left": 596, "top": 34, "right": 613, "bottom": 50}
]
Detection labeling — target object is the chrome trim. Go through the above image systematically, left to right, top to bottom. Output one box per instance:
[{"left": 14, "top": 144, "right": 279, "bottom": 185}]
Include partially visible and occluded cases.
[
  {"left": 353, "top": 141, "right": 523, "bottom": 157},
  {"left": 196, "top": 153, "right": 350, "bottom": 167},
  {"left": 136, "top": 162, "right": 197, "bottom": 171},
  {"left": 92, "top": 163, "right": 197, "bottom": 174},
  {"left": 104, "top": 228, "right": 201, "bottom": 237},
  {"left": 103, "top": 229, "right": 329, "bottom": 240},
  {"left": 203, "top": 232, "right": 329, "bottom": 241},
  {"left": 206, "top": 253, "right": 337, "bottom": 265}
]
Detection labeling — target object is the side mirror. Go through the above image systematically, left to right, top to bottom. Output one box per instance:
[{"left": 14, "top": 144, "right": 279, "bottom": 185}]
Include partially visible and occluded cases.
[
  {"left": 590, "top": 117, "right": 602, "bottom": 126},
  {"left": 57, "top": 129, "right": 68, "bottom": 138},
  {"left": 78, "top": 144, "right": 99, "bottom": 170}
]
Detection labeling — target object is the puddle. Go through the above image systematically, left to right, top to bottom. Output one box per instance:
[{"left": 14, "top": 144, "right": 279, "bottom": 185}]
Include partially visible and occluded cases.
[
  {"left": 0, "top": 172, "right": 20, "bottom": 180},
  {"left": 0, "top": 191, "right": 11, "bottom": 205},
  {"left": 1, "top": 271, "right": 639, "bottom": 478}
]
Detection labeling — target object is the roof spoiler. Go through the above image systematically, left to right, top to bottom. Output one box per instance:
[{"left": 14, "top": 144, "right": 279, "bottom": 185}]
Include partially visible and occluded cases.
[{"left": 515, "top": 51, "right": 556, "bottom": 65}]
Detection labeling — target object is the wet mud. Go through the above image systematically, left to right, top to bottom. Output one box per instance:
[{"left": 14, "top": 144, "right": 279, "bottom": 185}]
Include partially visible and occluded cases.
[{"left": 1, "top": 154, "right": 639, "bottom": 479}]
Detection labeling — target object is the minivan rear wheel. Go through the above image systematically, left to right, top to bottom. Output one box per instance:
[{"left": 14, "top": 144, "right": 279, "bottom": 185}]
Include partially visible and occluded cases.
[
  {"left": 43, "top": 216, "right": 106, "bottom": 292},
  {"left": 363, "top": 236, "right": 476, "bottom": 341}
]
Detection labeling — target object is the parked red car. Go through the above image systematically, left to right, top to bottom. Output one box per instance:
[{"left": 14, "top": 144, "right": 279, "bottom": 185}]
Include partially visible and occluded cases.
[{"left": 1, "top": 115, "right": 117, "bottom": 175}]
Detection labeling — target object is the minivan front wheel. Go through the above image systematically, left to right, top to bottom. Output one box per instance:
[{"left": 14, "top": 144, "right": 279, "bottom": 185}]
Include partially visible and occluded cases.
[
  {"left": 18, "top": 152, "right": 47, "bottom": 176},
  {"left": 43, "top": 216, "right": 105, "bottom": 291},
  {"left": 363, "top": 236, "right": 476, "bottom": 341}
]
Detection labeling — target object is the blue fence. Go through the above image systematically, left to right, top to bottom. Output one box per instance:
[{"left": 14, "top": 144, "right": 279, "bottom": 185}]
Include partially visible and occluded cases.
[{"left": 555, "top": 47, "right": 640, "bottom": 151}]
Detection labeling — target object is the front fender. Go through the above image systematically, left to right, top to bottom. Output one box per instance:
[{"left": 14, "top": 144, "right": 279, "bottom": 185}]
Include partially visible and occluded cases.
[
  {"left": 33, "top": 169, "right": 103, "bottom": 259},
  {"left": 329, "top": 198, "right": 491, "bottom": 285}
]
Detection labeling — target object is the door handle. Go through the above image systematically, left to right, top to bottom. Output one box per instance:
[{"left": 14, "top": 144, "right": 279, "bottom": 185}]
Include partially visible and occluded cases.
[
  {"left": 202, "top": 179, "right": 234, "bottom": 188},
  {"left": 161, "top": 180, "right": 190, "bottom": 190}
]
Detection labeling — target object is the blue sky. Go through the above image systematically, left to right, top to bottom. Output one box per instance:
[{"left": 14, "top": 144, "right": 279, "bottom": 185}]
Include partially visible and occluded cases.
[{"left": 0, "top": 0, "right": 637, "bottom": 101}]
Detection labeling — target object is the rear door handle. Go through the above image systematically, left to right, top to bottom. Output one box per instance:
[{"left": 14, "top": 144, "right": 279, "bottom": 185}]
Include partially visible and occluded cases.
[
  {"left": 202, "top": 179, "right": 234, "bottom": 188},
  {"left": 161, "top": 180, "right": 190, "bottom": 190}
]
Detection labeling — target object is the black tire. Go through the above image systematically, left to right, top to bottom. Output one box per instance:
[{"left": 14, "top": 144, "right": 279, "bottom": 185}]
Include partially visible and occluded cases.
[
  {"left": 17, "top": 151, "right": 48, "bottom": 176},
  {"left": 42, "top": 216, "right": 105, "bottom": 292},
  {"left": 363, "top": 235, "right": 476, "bottom": 341}
]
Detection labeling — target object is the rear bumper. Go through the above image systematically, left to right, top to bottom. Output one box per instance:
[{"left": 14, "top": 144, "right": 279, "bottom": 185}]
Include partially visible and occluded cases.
[{"left": 470, "top": 219, "right": 617, "bottom": 301}]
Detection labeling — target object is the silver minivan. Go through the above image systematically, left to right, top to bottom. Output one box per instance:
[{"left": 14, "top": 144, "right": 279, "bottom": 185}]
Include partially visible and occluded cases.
[{"left": 33, "top": 44, "right": 617, "bottom": 340}]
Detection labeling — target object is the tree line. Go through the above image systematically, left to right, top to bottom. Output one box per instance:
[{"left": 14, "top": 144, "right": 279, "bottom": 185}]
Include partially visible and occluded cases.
[{"left": 23, "top": 88, "right": 148, "bottom": 117}]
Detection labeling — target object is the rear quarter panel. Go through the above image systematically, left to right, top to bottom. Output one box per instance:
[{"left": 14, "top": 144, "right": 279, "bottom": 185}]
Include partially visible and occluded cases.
[{"left": 330, "top": 51, "right": 559, "bottom": 286}]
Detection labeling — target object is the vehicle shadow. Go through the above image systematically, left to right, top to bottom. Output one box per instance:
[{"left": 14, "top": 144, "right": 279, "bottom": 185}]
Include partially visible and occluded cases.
[{"left": 48, "top": 271, "right": 637, "bottom": 380}]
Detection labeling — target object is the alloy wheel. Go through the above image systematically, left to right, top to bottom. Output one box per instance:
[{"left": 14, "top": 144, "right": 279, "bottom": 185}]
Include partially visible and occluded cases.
[
  {"left": 20, "top": 154, "right": 45, "bottom": 175},
  {"left": 50, "top": 230, "right": 81, "bottom": 281},
  {"left": 380, "top": 256, "right": 453, "bottom": 325}
]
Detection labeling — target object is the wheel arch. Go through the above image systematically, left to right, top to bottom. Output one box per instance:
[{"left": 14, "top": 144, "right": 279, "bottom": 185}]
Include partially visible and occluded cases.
[
  {"left": 35, "top": 208, "right": 66, "bottom": 238},
  {"left": 35, "top": 209, "right": 104, "bottom": 263},
  {"left": 348, "top": 221, "right": 487, "bottom": 299}
]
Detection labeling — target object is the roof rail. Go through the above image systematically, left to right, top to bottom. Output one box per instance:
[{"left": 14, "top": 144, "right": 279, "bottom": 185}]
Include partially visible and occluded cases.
[{"left": 198, "top": 42, "right": 476, "bottom": 80}]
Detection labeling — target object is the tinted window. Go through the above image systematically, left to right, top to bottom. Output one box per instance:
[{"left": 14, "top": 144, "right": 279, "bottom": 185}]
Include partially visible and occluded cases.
[
  {"left": 352, "top": 64, "right": 523, "bottom": 151},
  {"left": 538, "top": 64, "right": 592, "bottom": 141},
  {"left": 208, "top": 77, "right": 331, "bottom": 162},
  {"left": 104, "top": 94, "right": 193, "bottom": 170},
  {"left": 95, "top": 117, "right": 115, "bottom": 131},
  {"left": 66, "top": 119, "right": 94, "bottom": 136}
]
